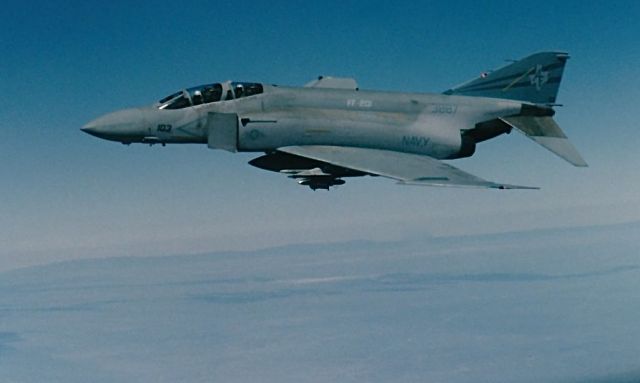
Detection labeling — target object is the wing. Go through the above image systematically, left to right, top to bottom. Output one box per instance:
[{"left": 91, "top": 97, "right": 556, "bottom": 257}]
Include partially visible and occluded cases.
[
  {"left": 304, "top": 76, "right": 358, "bottom": 90},
  {"left": 278, "top": 146, "right": 537, "bottom": 190}
]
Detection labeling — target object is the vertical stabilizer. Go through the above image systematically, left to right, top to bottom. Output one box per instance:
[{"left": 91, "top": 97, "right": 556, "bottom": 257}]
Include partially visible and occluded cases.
[{"left": 444, "top": 52, "right": 569, "bottom": 104}]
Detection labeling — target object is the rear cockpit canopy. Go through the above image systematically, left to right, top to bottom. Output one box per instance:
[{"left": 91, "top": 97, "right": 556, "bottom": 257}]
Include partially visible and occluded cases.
[{"left": 157, "top": 82, "right": 263, "bottom": 110}]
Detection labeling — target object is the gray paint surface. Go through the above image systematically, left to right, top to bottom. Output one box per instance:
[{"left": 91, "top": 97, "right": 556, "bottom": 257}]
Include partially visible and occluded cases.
[{"left": 81, "top": 52, "right": 585, "bottom": 190}]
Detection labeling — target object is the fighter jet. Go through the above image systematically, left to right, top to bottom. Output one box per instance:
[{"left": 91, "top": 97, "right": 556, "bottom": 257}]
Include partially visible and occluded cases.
[{"left": 82, "top": 51, "right": 586, "bottom": 190}]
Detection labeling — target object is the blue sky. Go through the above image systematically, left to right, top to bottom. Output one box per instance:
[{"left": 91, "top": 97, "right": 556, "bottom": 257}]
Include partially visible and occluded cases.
[{"left": 1, "top": 0, "right": 640, "bottom": 269}]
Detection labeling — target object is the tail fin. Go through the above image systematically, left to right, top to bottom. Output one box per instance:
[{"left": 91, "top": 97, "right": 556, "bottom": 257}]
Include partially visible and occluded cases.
[{"left": 444, "top": 52, "right": 569, "bottom": 104}]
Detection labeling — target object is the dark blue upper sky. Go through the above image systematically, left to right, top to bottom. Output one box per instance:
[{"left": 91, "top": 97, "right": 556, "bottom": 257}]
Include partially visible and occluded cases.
[{"left": 2, "top": 0, "right": 639, "bottom": 269}]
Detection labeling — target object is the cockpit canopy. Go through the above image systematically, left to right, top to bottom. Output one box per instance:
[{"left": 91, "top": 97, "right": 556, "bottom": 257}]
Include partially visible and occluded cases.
[{"left": 157, "top": 82, "right": 263, "bottom": 110}]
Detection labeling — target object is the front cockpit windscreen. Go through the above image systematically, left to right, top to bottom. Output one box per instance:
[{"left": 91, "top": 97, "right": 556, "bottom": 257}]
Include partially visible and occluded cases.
[{"left": 157, "top": 82, "right": 263, "bottom": 110}]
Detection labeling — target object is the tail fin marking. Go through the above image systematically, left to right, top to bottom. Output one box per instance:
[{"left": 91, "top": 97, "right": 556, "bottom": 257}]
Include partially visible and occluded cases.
[{"left": 444, "top": 52, "right": 569, "bottom": 105}]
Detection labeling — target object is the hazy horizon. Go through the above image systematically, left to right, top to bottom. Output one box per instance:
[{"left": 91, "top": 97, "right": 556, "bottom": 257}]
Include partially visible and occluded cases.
[{"left": 2, "top": 221, "right": 639, "bottom": 382}]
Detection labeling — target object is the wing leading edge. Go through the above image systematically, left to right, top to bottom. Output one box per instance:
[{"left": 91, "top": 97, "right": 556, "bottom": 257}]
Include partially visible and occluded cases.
[{"left": 278, "top": 146, "right": 537, "bottom": 190}]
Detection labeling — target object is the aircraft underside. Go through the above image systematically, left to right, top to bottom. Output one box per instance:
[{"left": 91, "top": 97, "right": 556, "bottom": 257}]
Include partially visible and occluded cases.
[{"left": 249, "top": 151, "right": 368, "bottom": 190}]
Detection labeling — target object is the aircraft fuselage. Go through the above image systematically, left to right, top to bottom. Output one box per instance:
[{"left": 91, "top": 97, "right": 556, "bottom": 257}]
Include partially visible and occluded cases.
[
  {"left": 81, "top": 52, "right": 583, "bottom": 190},
  {"left": 83, "top": 83, "right": 522, "bottom": 160}
]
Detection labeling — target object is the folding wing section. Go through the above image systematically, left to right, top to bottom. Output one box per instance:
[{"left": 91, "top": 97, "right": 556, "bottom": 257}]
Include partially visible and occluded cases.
[
  {"left": 304, "top": 76, "right": 358, "bottom": 90},
  {"left": 278, "top": 146, "right": 537, "bottom": 190}
]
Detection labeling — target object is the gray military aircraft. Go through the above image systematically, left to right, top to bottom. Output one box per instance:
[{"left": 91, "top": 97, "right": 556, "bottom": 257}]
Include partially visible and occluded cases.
[{"left": 82, "top": 51, "right": 586, "bottom": 190}]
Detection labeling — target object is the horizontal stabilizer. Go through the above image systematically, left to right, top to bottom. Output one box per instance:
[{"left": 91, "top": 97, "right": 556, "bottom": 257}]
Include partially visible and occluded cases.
[{"left": 501, "top": 116, "right": 587, "bottom": 167}]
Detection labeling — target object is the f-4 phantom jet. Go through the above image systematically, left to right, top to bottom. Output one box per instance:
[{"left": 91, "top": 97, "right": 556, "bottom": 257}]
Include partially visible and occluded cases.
[{"left": 82, "top": 52, "right": 586, "bottom": 190}]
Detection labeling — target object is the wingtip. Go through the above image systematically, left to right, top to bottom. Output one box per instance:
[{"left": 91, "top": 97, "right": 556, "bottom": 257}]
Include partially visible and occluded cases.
[
  {"left": 573, "top": 161, "right": 589, "bottom": 168},
  {"left": 397, "top": 181, "right": 540, "bottom": 190}
]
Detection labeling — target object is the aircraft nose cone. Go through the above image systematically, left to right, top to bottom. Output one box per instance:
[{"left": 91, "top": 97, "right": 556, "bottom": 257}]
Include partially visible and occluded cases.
[
  {"left": 81, "top": 108, "right": 147, "bottom": 142},
  {"left": 81, "top": 121, "right": 102, "bottom": 137}
]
